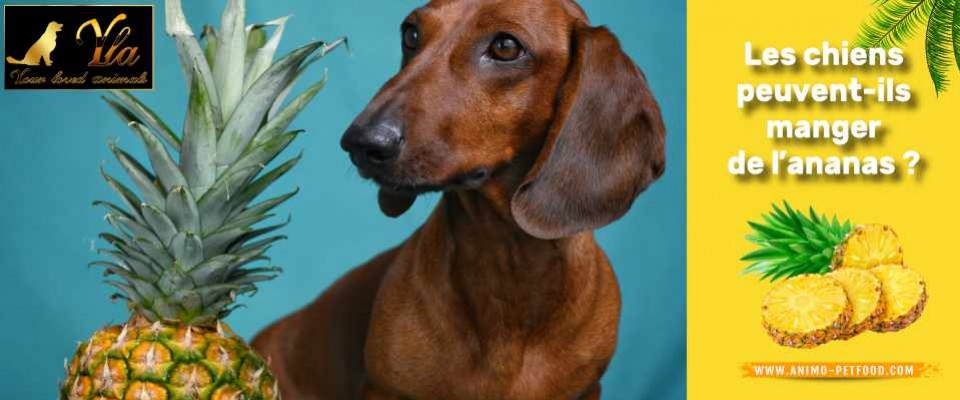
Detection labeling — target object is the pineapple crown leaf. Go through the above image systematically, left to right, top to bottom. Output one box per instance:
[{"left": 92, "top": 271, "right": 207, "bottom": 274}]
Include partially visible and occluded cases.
[
  {"left": 93, "top": 0, "right": 343, "bottom": 325},
  {"left": 741, "top": 201, "right": 854, "bottom": 281}
]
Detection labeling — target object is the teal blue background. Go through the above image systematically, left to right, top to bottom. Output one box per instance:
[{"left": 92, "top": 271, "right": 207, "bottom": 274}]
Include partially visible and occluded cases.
[{"left": 0, "top": 1, "right": 685, "bottom": 398}]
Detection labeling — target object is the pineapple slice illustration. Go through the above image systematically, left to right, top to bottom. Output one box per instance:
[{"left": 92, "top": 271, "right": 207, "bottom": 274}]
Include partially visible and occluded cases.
[
  {"left": 745, "top": 202, "right": 927, "bottom": 348},
  {"left": 872, "top": 264, "right": 927, "bottom": 333},
  {"left": 829, "top": 268, "right": 885, "bottom": 339},
  {"left": 762, "top": 274, "right": 852, "bottom": 349}
]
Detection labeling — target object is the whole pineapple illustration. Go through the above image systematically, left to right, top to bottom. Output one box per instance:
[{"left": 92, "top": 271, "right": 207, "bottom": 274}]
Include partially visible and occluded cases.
[
  {"left": 59, "top": 1, "right": 343, "bottom": 398},
  {"left": 743, "top": 202, "right": 926, "bottom": 348},
  {"left": 741, "top": 203, "right": 903, "bottom": 280}
]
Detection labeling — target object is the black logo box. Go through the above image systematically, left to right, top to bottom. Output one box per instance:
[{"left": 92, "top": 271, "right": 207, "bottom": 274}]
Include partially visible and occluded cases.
[{"left": 3, "top": 5, "right": 153, "bottom": 90}]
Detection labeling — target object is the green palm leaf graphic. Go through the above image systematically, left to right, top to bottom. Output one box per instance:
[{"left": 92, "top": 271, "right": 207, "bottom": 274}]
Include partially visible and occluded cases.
[
  {"left": 857, "top": 0, "right": 935, "bottom": 48},
  {"left": 857, "top": 0, "right": 960, "bottom": 95},
  {"left": 926, "top": 0, "right": 955, "bottom": 95},
  {"left": 953, "top": 0, "right": 960, "bottom": 69}
]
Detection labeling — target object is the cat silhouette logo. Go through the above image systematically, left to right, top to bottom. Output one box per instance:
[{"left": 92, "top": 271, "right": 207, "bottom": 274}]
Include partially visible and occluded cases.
[
  {"left": 3, "top": 5, "right": 153, "bottom": 90},
  {"left": 6, "top": 21, "right": 63, "bottom": 66}
]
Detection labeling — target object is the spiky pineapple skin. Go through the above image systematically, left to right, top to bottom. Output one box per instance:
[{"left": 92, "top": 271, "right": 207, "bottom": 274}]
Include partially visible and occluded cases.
[
  {"left": 831, "top": 224, "right": 904, "bottom": 271},
  {"left": 871, "top": 264, "right": 927, "bottom": 333},
  {"left": 829, "top": 268, "right": 885, "bottom": 340},
  {"left": 762, "top": 275, "right": 853, "bottom": 349},
  {"left": 872, "top": 292, "right": 926, "bottom": 332},
  {"left": 764, "top": 306, "right": 852, "bottom": 349},
  {"left": 61, "top": 316, "right": 277, "bottom": 400}
]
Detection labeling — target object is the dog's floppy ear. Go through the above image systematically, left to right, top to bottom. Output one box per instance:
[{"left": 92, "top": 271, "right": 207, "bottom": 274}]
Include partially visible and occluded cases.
[{"left": 511, "top": 26, "right": 665, "bottom": 240}]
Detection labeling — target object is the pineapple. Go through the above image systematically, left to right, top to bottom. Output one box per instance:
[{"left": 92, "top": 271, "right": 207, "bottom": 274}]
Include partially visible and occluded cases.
[
  {"left": 59, "top": 1, "right": 343, "bottom": 399},
  {"left": 741, "top": 202, "right": 903, "bottom": 280},
  {"left": 745, "top": 202, "right": 927, "bottom": 347},
  {"left": 832, "top": 225, "right": 903, "bottom": 270},
  {"left": 871, "top": 264, "right": 927, "bottom": 332},
  {"left": 828, "top": 268, "right": 884, "bottom": 339},
  {"left": 761, "top": 274, "right": 852, "bottom": 348},
  {"left": 63, "top": 317, "right": 279, "bottom": 400}
]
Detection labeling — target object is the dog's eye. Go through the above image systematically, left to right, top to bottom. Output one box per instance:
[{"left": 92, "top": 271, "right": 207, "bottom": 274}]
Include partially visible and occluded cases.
[
  {"left": 402, "top": 24, "right": 420, "bottom": 52},
  {"left": 488, "top": 34, "right": 525, "bottom": 62}
]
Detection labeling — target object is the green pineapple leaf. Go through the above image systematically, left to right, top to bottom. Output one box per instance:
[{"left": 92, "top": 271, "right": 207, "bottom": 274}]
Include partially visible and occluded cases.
[
  {"left": 166, "top": 0, "right": 223, "bottom": 129},
  {"left": 213, "top": 0, "right": 247, "bottom": 120},
  {"left": 244, "top": 16, "right": 290, "bottom": 93},
  {"left": 246, "top": 22, "right": 269, "bottom": 59},
  {"left": 201, "top": 24, "right": 218, "bottom": 67},
  {"left": 268, "top": 38, "right": 346, "bottom": 120},
  {"left": 216, "top": 41, "right": 325, "bottom": 167},
  {"left": 181, "top": 65, "right": 219, "bottom": 197},
  {"left": 254, "top": 75, "right": 328, "bottom": 146},
  {"left": 107, "top": 91, "right": 181, "bottom": 150},
  {"left": 126, "top": 121, "right": 188, "bottom": 193},
  {"left": 227, "top": 130, "right": 302, "bottom": 182},
  {"left": 110, "top": 146, "right": 165, "bottom": 208},
  {"left": 225, "top": 154, "right": 303, "bottom": 216},
  {"left": 196, "top": 165, "right": 264, "bottom": 229},
  {"left": 100, "top": 168, "right": 146, "bottom": 223},
  {"left": 165, "top": 186, "right": 201, "bottom": 234},
  {"left": 231, "top": 188, "right": 299, "bottom": 223},
  {"left": 741, "top": 201, "right": 853, "bottom": 281},
  {"left": 141, "top": 203, "right": 178, "bottom": 246},
  {"left": 170, "top": 232, "right": 204, "bottom": 270},
  {"left": 188, "top": 255, "right": 237, "bottom": 283}
]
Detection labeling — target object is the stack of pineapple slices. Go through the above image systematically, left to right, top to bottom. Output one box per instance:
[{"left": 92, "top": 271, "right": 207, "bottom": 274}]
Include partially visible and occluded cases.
[{"left": 744, "top": 203, "right": 927, "bottom": 349}]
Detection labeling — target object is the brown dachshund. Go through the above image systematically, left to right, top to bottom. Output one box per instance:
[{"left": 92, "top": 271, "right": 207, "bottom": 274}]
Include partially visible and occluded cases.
[{"left": 253, "top": 0, "right": 665, "bottom": 398}]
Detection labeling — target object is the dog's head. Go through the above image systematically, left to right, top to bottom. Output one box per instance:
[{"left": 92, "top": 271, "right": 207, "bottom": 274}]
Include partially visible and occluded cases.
[
  {"left": 342, "top": 0, "right": 665, "bottom": 239},
  {"left": 48, "top": 21, "right": 64, "bottom": 32}
]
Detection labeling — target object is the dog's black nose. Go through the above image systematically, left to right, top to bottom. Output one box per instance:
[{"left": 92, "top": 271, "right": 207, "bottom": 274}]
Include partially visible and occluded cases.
[{"left": 341, "top": 121, "right": 404, "bottom": 166}]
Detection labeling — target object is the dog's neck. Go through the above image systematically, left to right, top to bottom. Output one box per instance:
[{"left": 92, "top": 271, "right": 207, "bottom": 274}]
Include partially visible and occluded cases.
[{"left": 417, "top": 187, "right": 605, "bottom": 344}]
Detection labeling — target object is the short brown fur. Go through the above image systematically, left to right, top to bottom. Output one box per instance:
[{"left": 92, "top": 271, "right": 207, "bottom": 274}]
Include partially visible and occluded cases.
[{"left": 254, "top": 1, "right": 665, "bottom": 398}]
